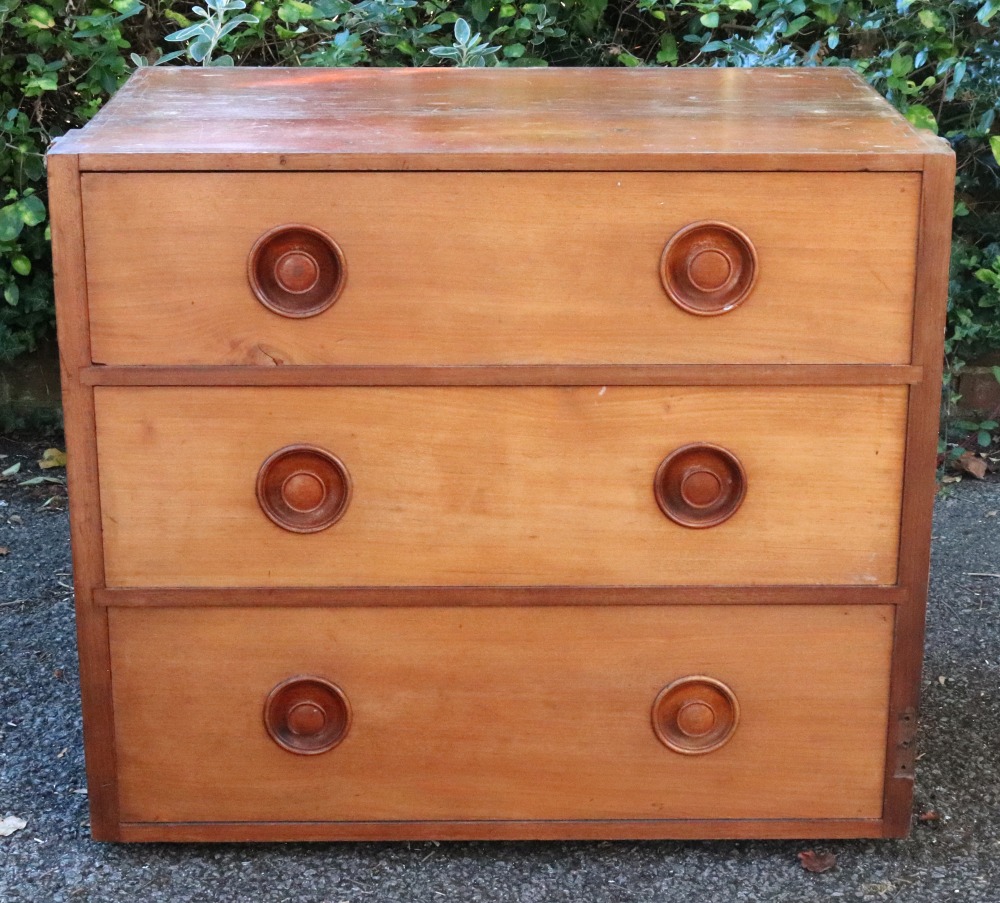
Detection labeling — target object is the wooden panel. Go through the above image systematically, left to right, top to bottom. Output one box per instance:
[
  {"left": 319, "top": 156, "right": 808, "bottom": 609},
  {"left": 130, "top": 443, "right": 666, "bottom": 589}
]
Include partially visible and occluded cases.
[
  {"left": 52, "top": 67, "right": 943, "bottom": 170},
  {"left": 883, "top": 151, "right": 956, "bottom": 835},
  {"left": 47, "top": 153, "right": 121, "bottom": 840},
  {"left": 82, "top": 172, "right": 920, "bottom": 366},
  {"left": 79, "top": 364, "right": 925, "bottom": 388},
  {"left": 95, "top": 386, "right": 907, "bottom": 587},
  {"left": 93, "top": 585, "right": 909, "bottom": 608},
  {"left": 109, "top": 605, "right": 894, "bottom": 823},
  {"left": 117, "top": 818, "right": 888, "bottom": 842}
]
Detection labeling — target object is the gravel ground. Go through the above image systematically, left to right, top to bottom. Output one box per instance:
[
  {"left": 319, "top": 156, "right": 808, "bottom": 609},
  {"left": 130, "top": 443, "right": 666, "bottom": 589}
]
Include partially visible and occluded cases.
[{"left": 1, "top": 436, "right": 998, "bottom": 903}]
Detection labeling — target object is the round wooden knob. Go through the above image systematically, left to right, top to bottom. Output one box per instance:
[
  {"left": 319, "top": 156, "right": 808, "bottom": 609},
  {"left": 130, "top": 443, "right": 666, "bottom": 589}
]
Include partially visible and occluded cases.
[
  {"left": 660, "top": 221, "right": 757, "bottom": 315},
  {"left": 248, "top": 224, "right": 346, "bottom": 318},
  {"left": 654, "top": 443, "right": 746, "bottom": 528},
  {"left": 256, "top": 444, "right": 351, "bottom": 533},
  {"left": 264, "top": 676, "right": 351, "bottom": 755},
  {"left": 652, "top": 676, "right": 740, "bottom": 755}
]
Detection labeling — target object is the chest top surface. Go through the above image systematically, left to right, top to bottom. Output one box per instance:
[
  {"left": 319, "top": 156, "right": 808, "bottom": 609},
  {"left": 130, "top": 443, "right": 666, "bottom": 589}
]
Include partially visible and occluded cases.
[{"left": 51, "top": 65, "right": 946, "bottom": 171}]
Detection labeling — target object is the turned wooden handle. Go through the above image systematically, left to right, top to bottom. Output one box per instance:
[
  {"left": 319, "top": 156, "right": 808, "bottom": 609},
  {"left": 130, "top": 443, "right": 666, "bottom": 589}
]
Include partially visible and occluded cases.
[
  {"left": 659, "top": 221, "right": 757, "bottom": 316},
  {"left": 248, "top": 224, "right": 346, "bottom": 318},
  {"left": 654, "top": 443, "right": 746, "bottom": 528},
  {"left": 256, "top": 444, "right": 352, "bottom": 533},
  {"left": 264, "top": 676, "right": 352, "bottom": 755},
  {"left": 652, "top": 676, "right": 740, "bottom": 755}
]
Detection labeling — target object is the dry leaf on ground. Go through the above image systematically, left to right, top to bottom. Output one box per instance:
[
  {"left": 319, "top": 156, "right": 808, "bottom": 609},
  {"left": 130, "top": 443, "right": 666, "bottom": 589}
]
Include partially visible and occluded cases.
[
  {"left": 38, "top": 448, "right": 66, "bottom": 470},
  {"left": 956, "top": 451, "right": 988, "bottom": 480},
  {"left": 1, "top": 462, "right": 21, "bottom": 477},
  {"left": 0, "top": 547, "right": 8, "bottom": 557},
  {"left": 918, "top": 810, "right": 941, "bottom": 824},
  {"left": 0, "top": 815, "right": 27, "bottom": 838},
  {"left": 798, "top": 850, "right": 837, "bottom": 873}
]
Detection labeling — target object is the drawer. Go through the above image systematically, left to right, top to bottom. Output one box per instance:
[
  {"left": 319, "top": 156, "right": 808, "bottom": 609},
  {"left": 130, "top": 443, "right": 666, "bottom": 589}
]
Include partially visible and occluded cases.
[
  {"left": 81, "top": 172, "right": 919, "bottom": 366},
  {"left": 95, "top": 385, "right": 907, "bottom": 587},
  {"left": 109, "top": 604, "right": 893, "bottom": 824}
]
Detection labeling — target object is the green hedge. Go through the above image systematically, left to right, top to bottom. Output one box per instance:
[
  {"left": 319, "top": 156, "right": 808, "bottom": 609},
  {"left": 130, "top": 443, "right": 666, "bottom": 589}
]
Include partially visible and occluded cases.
[{"left": 3, "top": 0, "right": 1000, "bottom": 376}]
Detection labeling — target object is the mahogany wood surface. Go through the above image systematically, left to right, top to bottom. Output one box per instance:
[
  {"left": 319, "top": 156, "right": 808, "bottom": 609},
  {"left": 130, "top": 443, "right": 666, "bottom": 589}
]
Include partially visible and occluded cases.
[
  {"left": 46, "top": 66, "right": 955, "bottom": 841},
  {"left": 49, "top": 67, "right": 945, "bottom": 171},
  {"left": 882, "top": 151, "right": 958, "bottom": 836},
  {"left": 48, "top": 155, "right": 121, "bottom": 840},
  {"left": 82, "top": 171, "right": 920, "bottom": 366},
  {"left": 79, "top": 364, "right": 924, "bottom": 387},
  {"left": 94, "top": 385, "right": 907, "bottom": 588},
  {"left": 93, "top": 585, "right": 908, "bottom": 608},
  {"left": 109, "top": 605, "right": 893, "bottom": 824},
  {"left": 116, "top": 818, "right": 886, "bottom": 843}
]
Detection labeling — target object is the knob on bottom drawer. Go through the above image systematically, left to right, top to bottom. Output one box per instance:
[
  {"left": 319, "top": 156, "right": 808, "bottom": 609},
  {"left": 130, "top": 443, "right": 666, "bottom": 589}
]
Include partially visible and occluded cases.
[
  {"left": 264, "top": 676, "right": 351, "bottom": 755},
  {"left": 652, "top": 676, "right": 739, "bottom": 755}
]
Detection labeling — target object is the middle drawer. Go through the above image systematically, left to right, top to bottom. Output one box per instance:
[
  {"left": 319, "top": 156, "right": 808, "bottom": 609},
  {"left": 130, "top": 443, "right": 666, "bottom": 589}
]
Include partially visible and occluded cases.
[{"left": 96, "top": 385, "right": 906, "bottom": 588}]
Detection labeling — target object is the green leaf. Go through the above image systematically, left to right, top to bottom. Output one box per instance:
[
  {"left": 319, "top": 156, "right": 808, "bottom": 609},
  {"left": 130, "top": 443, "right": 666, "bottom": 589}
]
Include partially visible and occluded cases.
[
  {"left": 727, "top": 0, "right": 752, "bottom": 9},
  {"left": 976, "top": 0, "right": 1000, "bottom": 25},
  {"left": 23, "top": 4, "right": 56, "bottom": 28},
  {"left": 917, "top": 9, "right": 939, "bottom": 29},
  {"left": 700, "top": 11, "right": 720, "bottom": 27},
  {"left": 784, "top": 14, "right": 811, "bottom": 36},
  {"left": 454, "top": 17, "right": 472, "bottom": 43},
  {"left": 656, "top": 33, "right": 678, "bottom": 64},
  {"left": 504, "top": 42, "right": 526, "bottom": 58},
  {"left": 890, "top": 53, "right": 913, "bottom": 78},
  {"left": 905, "top": 104, "right": 937, "bottom": 133},
  {"left": 990, "top": 136, "right": 1000, "bottom": 168},
  {"left": 18, "top": 195, "right": 45, "bottom": 227},
  {"left": 0, "top": 205, "right": 23, "bottom": 242},
  {"left": 11, "top": 255, "right": 31, "bottom": 276},
  {"left": 4, "top": 283, "right": 19, "bottom": 306},
  {"left": 992, "top": 366, "right": 1000, "bottom": 385},
  {"left": 978, "top": 429, "right": 993, "bottom": 447}
]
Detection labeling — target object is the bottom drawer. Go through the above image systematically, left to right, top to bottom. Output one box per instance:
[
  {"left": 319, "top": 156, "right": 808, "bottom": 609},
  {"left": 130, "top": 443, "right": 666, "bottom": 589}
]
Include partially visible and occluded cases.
[{"left": 109, "top": 605, "right": 893, "bottom": 825}]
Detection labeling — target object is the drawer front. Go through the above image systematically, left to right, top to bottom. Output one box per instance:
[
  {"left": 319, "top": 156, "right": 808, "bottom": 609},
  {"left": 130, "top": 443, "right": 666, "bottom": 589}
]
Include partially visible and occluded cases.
[
  {"left": 82, "top": 172, "right": 919, "bottom": 366},
  {"left": 95, "top": 386, "right": 907, "bottom": 587},
  {"left": 109, "top": 605, "right": 893, "bottom": 823}
]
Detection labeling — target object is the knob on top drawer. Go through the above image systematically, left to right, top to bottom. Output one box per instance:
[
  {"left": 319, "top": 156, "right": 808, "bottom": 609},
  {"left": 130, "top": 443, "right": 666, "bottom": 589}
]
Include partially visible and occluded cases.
[
  {"left": 660, "top": 221, "right": 758, "bottom": 316},
  {"left": 248, "top": 224, "right": 346, "bottom": 317}
]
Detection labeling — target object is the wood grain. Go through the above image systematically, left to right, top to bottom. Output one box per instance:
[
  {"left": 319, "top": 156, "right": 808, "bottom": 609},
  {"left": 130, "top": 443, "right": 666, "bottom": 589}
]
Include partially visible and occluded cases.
[
  {"left": 50, "top": 67, "right": 944, "bottom": 171},
  {"left": 882, "top": 149, "right": 956, "bottom": 835},
  {"left": 47, "top": 154, "right": 121, "bottom": 840},
  {"left": 81, "top": 171, "right": 920, "bottom": 366},
  {"left": 79, "top": 364, "right": 924, "bottom": 387},
  {"left": 94, "top": 385, "right": 908, "bottom": 588},
  {"left": 92, "top": 584, "right": 909, "bottom": 609},
  {"left": 109, "top": 604, "right": 894, "bottom": 823},
  {"left": 116, "top": 818, "right": 888, "bottom": 843}
]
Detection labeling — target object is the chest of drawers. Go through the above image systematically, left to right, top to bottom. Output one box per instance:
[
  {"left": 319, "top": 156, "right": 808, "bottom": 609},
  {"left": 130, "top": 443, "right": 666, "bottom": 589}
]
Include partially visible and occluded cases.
[{"left": 48, "top": 66, "right": 954, "bottom": 842}]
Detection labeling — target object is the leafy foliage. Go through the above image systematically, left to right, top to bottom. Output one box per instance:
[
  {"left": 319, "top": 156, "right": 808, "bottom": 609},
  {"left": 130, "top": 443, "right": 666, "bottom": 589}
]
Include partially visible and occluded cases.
[{"left": 2, "top": 0, "right": 1000, "bottom": 387}]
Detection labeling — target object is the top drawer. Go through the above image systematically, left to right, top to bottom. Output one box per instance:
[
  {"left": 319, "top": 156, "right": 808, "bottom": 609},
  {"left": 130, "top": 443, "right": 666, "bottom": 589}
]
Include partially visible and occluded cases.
[{"left": 82, "top": 172, "right": 919, "bottom": 366}]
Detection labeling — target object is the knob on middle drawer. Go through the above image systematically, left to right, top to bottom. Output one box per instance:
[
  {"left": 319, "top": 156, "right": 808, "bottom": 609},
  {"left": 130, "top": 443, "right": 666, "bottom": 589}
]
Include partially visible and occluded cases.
[
  {"left": 654, "top": 443, "right": 746, "bottom": 528},
  {"left": 256, "top": 444, "right": 352, "bottom": 533}
]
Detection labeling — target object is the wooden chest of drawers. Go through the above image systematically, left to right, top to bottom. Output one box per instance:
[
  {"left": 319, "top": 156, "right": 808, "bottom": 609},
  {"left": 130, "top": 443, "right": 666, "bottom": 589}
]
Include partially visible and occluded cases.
[{"left": 48, "top": 66, "right": 954, "bottom": 842}]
